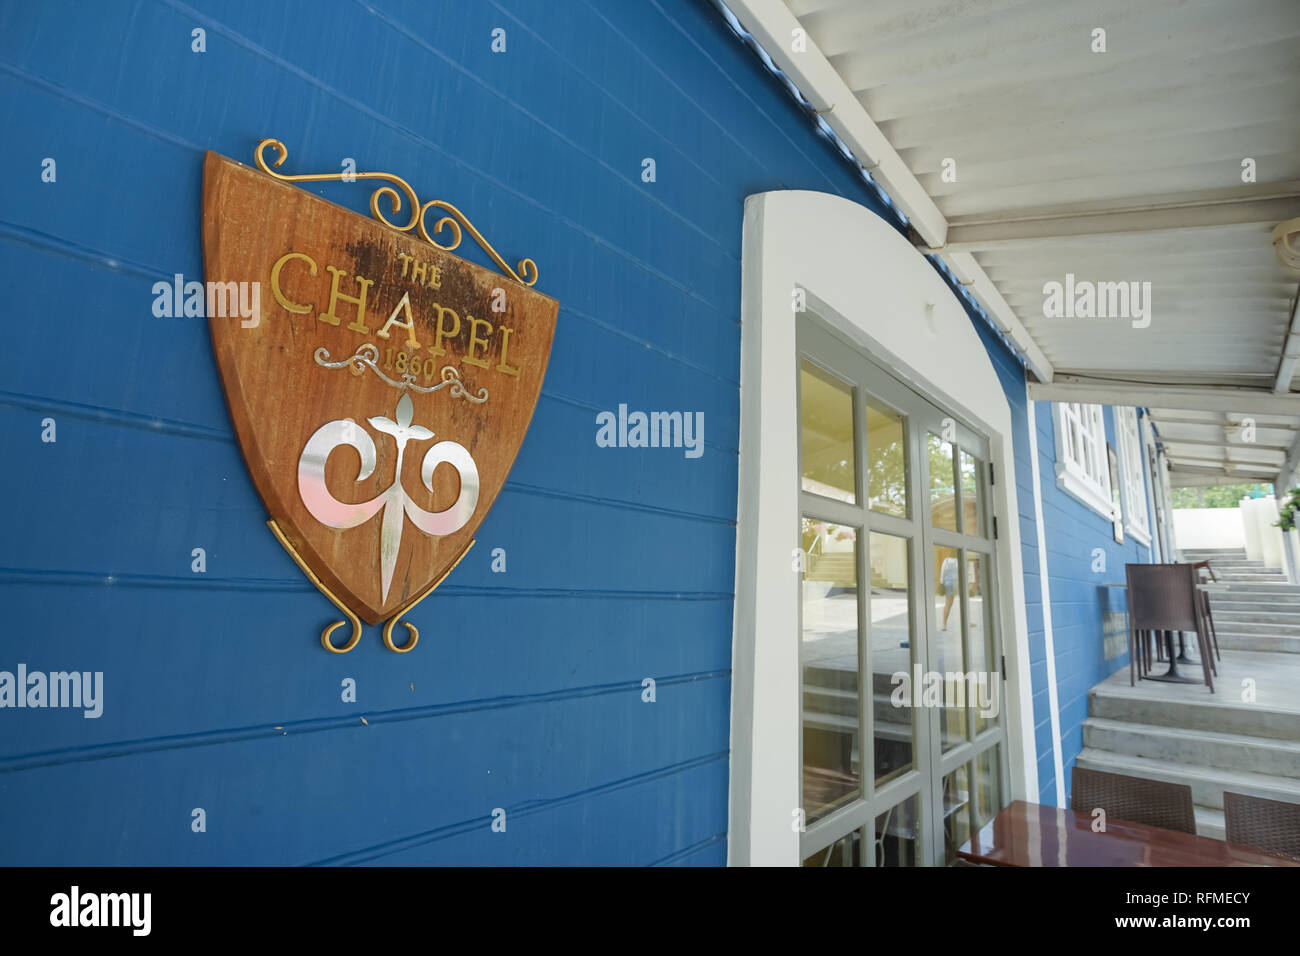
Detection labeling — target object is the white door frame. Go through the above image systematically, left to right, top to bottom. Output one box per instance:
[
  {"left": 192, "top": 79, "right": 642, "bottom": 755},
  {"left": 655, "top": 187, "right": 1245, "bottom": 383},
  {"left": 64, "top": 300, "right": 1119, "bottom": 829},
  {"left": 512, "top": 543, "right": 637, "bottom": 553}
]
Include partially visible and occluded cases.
[{"left": 727, "top": 190, "right": 1038, "bottom": 866}]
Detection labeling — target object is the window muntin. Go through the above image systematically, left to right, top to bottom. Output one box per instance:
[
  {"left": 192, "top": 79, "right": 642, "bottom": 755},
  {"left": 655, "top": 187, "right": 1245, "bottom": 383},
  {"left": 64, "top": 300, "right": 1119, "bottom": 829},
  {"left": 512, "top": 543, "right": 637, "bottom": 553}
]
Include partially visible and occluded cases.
[
  {"left": 1052, "top": 402, "right": 1114, "bottom": 518},
  {"left": 1115, "top": 407, "right": 1150, "bottom": 540}
]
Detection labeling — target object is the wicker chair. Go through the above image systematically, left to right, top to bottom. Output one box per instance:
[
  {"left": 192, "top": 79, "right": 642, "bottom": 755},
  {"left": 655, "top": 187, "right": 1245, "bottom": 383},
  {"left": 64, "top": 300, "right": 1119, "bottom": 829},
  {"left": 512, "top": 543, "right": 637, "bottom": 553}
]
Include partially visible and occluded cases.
[
  {"left": 1191, "top": 559, "right": 1222, "bottom": 667},
  {"left": 1124, "top": 563, "right": 1215, "bottom": 692},
  {"left": 1070, "top": 767, "right": 1197, "bottom": 834},
  {"left": 1224, "top": 791, "right": 1300, "bottom": 861}
]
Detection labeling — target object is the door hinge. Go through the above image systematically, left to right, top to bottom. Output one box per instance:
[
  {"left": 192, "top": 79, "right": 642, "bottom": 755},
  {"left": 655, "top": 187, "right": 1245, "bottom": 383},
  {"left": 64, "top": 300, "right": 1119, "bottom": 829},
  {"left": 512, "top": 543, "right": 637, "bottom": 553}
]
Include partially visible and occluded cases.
[
  {"left": 989, "top": 461, "right": 995, "bottom": 485},
  {"left": 993, "top": 516, "right": 999, "bottom": 539},
  {"left": 1001, "top": 654, "right": 1007, "bottom": 681}
]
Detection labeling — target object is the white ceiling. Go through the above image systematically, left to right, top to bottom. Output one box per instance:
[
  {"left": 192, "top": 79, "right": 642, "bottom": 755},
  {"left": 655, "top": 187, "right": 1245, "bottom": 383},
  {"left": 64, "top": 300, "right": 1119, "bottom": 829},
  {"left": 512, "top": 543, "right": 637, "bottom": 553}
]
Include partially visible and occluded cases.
[{"left": 727, "top": 0, "right": 1300, "bottom": 486}]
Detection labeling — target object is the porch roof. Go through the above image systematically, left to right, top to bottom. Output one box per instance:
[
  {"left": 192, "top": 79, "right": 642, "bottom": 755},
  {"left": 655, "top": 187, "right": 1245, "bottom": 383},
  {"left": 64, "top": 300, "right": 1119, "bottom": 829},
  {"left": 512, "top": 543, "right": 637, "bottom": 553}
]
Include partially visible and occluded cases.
[{"left": 722, "top": 0, "right": 1300, "bottom": 487}]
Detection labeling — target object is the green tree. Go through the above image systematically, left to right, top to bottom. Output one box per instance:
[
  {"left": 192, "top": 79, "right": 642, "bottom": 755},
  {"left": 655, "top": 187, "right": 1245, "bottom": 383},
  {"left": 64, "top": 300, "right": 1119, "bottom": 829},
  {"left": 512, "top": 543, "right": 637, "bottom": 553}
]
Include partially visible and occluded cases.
[{"left": 1170, "top": 483, "right": 1271, "bottom": 509}]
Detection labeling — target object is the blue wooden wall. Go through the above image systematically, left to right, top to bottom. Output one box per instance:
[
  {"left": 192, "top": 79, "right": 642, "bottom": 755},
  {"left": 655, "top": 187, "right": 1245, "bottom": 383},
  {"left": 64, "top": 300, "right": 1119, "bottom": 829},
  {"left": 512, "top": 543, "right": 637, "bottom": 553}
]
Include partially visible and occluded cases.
[
  {"left": 0, "top": 0, "right": 915, "bottom": 865},
  {"left": 0, "top": 0, "right": 1155, "bottom": 864},
  {"left": 955, "top": 282, "right": 1155, "bottom": 806},
  {"left": 955, "top": 293, "right": 1060, "bottom": 803},
  {"left": 1034, "top": 405, "right": 1153, "bottom": 800}
]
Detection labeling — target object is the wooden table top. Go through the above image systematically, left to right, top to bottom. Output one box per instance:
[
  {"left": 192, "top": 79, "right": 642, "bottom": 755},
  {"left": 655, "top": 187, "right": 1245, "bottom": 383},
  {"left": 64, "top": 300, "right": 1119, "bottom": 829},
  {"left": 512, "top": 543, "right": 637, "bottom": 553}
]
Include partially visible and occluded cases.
[{"left": 958, "top": 801, "right": 1299, "bottom": 867}]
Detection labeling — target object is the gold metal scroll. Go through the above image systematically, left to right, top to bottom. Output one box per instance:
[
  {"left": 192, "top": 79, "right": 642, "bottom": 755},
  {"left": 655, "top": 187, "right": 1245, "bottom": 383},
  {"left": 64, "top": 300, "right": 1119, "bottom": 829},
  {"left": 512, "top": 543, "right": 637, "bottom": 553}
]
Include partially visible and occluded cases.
[
  {"left": 254, "top": 138, "right": 539, "bottom": 286},
  {"left": 268, "top": 520, "right": 362, "bottom": 653},
  {"left": 270, "top": 521, "right": 475, "bottom": 654},
  {"left": 381, "top": 539, "right": 476, "bottom": 653}
]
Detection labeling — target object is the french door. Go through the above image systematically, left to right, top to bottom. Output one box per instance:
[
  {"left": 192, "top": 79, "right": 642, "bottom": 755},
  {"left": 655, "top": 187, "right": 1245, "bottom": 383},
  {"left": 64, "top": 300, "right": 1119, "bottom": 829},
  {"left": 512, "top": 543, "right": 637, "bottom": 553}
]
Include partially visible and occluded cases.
[{"left": 797, "top": 319, "right": 1010, "bottom": 866}]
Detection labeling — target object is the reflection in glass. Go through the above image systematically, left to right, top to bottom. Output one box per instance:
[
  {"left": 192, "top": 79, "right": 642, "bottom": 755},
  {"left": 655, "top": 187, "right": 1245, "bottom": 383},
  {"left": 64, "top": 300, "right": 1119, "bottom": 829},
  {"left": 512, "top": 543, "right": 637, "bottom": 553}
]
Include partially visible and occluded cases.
[
  {"left": 800, "top": 362, "right": 856, "bottom": 503},
  {"left": 866, "top": 399, "right": 907, "bottom": 517},
  {"left": 929, "top": 433, "right": 957, "bottom": 531},
  {"left": 959, "top": 448, "right": 982, "bottom": 535},
  {"left": 801, "top": 517, "right": 860, "bottom": 822},
  {"left": 868, "top": 530, "right": 920, "bottom": 785},
  {"left": 870, "top": 532, "right": 914, "bottom": 786},
  {"left": 933, "top": 545, "right": 967, "bottom": 749},
  {"left": 966, "top": 552, "right": 994, "bottom": 734},
  {"left": 974, "top": 746, "right": 1002, "bottom": 831},
  {"left": 943, "top": 764, "right": 972, "bottom": 865},
  {"left": 875, "top": 794, "right": 921, "bottom": 866},
  {"left": 803, "top": 827, "right": 863, "bottom": 866}
]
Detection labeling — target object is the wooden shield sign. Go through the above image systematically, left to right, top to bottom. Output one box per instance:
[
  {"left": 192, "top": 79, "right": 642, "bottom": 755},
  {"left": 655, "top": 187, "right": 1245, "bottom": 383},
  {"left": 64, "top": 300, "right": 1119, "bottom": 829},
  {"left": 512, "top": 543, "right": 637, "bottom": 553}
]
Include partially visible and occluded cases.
[{"left": 201, "top": 141, "right": 557, "bottom": 652}]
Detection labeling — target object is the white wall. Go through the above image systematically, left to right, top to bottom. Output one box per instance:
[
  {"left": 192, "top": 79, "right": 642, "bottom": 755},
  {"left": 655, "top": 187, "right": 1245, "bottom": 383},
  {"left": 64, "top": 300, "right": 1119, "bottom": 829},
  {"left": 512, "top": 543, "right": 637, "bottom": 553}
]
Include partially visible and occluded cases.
[
  {"left": 1243, "top": 496, "right": 1284, "bottom": 568},
  {"left": 1173, "top": 508, "right": 1245, "bottom": 550}
]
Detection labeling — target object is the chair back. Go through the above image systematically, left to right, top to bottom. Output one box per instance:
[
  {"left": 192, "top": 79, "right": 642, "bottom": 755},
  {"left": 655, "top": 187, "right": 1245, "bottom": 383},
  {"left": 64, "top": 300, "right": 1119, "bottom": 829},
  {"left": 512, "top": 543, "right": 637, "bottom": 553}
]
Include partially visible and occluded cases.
[
  {"left": 1124, "top": 563, "right": 1200, "bottom": 632},
  {"left": 1070, "top": 767, "right": 1196, "bottom": 834},
  {"left": 1224, "top": 791, "right": 1300, "bottom": 861}
]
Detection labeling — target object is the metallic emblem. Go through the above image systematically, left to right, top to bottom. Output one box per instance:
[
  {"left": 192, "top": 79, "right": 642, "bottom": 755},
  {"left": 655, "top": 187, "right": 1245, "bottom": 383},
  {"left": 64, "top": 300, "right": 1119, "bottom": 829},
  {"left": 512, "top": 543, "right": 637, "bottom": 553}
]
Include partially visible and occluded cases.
[
  {"left": 313, "top": 344, "right": 489, "bottom": 402},
  {"left": 298, "top": 393, "right": 480, "bottom": 604}
]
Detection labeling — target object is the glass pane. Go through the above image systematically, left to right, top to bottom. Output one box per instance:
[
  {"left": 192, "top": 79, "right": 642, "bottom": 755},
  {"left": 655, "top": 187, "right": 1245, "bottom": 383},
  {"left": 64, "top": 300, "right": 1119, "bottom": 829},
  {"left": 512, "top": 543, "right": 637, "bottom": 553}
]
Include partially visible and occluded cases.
[
  {"left": 800, "top": 362, "right": 856, "bottom": 503},
  {"left": 866, "top": 399, "right": 907, "bottom": 517},
  {"left": 928, "top": 433, "right": 957, "bottom": 531},
  {"left": 958, "top": 449, "right": 982, "bottom": 537},
  {"left": 801, "top": 517, "right": 860, "bottom": 822},
  {"left": 869, "top": 532, "right": 914, "bottom": 786},
  {"left": 933, "top": 545, "right": 967, "bottom": 749},
  {"left": 965, "top": 552, "right": 995, "bottom": 735},
  {"left": 974, "top": 745, "right": 1002, "bottom": 831},
  {"left": 942, "top": 764, "right": 972, "bottom": 865},
  {"left": 874, "top": 794, "right": 921, "bottom": 867},
  {"left": 802, "top": 827, "right": 863, "bottom": 867}
]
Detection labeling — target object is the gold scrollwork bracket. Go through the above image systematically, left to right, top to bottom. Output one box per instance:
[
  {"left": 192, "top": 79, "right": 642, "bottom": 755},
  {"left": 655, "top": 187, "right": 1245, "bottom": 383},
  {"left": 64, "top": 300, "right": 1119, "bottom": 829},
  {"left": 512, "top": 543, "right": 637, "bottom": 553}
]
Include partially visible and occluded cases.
[
  {"left": 254, "top": 138, "right": 539, "bottom": 287},
  {"left": 267, "top": 520, "right": 362, "bottom": 653},
  {"left": 269, "top": 521, "right": 475, "bottom": 655},
  {"left": 381, "top": 539, "right": 475, "bottom": 652}
]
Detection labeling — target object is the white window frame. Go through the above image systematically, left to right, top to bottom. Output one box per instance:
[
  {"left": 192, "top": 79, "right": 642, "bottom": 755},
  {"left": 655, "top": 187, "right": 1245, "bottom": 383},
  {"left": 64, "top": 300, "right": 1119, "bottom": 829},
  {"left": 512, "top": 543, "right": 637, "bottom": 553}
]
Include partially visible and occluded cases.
[
  {"left": 729, "top": 189, "right": 1038, "bottom": 866},
  {"left": 1051, "top": 402, "right": 1115, "bottom": 520},
  {"left": 1115, "top": 407, "right": 1151, "bottom": 546}
]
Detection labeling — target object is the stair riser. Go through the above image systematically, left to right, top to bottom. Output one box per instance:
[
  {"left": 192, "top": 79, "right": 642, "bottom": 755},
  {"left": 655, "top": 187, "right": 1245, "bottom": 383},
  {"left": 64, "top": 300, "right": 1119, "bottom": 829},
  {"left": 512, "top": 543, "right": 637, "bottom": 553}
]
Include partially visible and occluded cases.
[
  {"left": 1208, "top": 587, "right": 1300, "bottom": 598},
  {"left": 1211, "top": 596, "right": 1300, "bottom": 606},
  {"left": 1210, "top": 609, "right": 1300, "bottom": 621},
  {"left": 1207, "top": 619, "right": 1300, "bottom": 634},
  {"left": 1215, "top": 633, "right": 1300, "bottom": 653},
  {"left": 1088, "top": 693, "right": 1300, "bottom": 742},
  {"left": 1083, "top": 723, "right": 1300, "bottom": 779},
  {"left": 1074, "top": 754, "right": 1300, "bottom": 811},
  {"left": 1196, "top": 811, "right": 1225, "bottom": 841}
]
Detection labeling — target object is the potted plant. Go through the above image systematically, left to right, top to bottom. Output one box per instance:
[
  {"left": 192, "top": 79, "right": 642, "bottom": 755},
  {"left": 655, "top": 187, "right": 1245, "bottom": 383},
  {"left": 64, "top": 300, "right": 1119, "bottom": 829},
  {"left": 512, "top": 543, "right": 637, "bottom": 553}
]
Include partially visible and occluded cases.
[{"left": 1275, "top": 487, "right": 1300, "bottom": 532}]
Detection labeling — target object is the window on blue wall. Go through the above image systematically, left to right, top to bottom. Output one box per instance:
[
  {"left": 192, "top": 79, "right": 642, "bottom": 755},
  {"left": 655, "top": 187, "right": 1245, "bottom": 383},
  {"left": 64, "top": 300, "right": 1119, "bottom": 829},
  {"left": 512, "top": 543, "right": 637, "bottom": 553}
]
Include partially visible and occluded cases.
[
  {"left": 1051, "top": 403, "right": 1115, "bottom": 520},
  {"left": 1114, "top": 407, "right": 1151, "bottom": 545}
]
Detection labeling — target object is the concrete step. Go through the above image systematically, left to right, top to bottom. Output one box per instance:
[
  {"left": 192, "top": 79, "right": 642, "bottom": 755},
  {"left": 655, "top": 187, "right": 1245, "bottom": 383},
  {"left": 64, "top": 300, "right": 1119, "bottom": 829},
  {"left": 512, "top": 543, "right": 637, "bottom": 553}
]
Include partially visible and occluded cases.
[
  {"left": 1183, "top": 550, "right": 1246, "bottom": 558},
  {"left": 1216, "top": 573, "right": 1289, "bottom": 582},
  {"left": 1205, "top": 583, "right": 1300, "bottom": 598},
  {"left": 1209, "top": 604, "right": 1300, "bottom": 618},
  {"left": 1205, "top": 618, "right": 1300, "bottom": 634},
  {"left": 1215, "top": 632, "right": 1300, "bottom": 653},
  {"left": 1089, "top": 677, "right": 1300, "bottom": 742},
  {"left": 1082, "top": 718, "right": 1300, "bottom": 779},
  {"left": 1074, "top": 748, "right": 1300, "bottom": 811},
  {"left": 1196, "top": 805, "right": 1225, "bottom": 841}
]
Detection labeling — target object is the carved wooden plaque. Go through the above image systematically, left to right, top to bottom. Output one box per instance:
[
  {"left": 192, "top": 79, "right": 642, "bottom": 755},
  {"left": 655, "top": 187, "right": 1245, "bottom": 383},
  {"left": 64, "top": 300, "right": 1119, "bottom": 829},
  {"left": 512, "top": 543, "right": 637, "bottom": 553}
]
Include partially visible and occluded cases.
[{"left": 201, "top": 144, "right": 557, "bottom": 651}]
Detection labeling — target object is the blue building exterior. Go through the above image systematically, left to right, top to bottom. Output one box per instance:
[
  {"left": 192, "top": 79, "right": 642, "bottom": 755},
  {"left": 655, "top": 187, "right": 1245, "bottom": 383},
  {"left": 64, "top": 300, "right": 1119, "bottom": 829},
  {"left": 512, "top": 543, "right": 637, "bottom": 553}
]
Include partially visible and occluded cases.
[{"left": 0, "top": 0, "right": 1155, "bottom": 865}]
